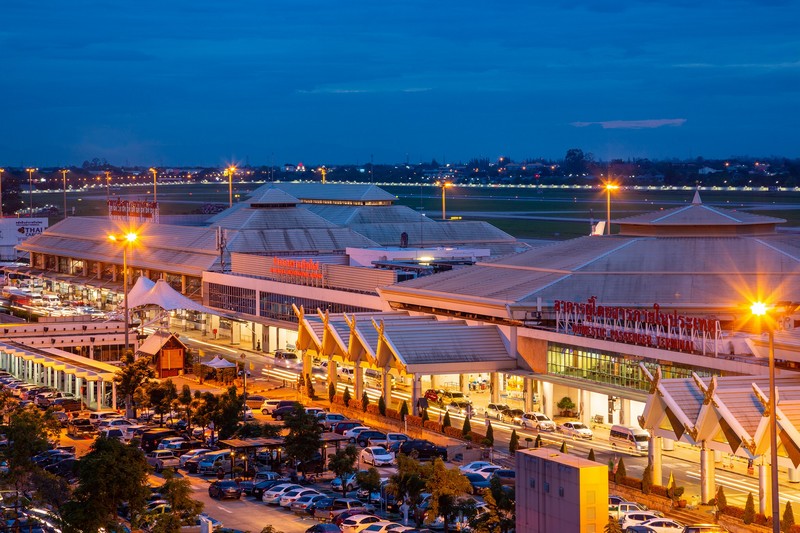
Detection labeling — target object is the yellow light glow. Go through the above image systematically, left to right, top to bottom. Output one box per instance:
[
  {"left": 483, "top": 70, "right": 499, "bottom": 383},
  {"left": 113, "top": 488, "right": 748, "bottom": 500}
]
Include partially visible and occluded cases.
[
  {"left": 605, "top": 182, "right": 619, "bottom": 191},
  {"left": 125, "top": 233, "right": 138, "bottom": 243},
  {"left": 418, "top": 256, "right": 434, "bottom": 262},
  {"left": 751, "top": 302, "right": 768, "bottom": 317}
]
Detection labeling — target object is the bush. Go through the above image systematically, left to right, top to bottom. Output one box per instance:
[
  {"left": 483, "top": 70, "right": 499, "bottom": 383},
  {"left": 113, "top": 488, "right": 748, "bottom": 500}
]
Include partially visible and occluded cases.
[
  {"left": 328, "top": 382, "right": 336, "bottom": 402},
  {"left": 343, "top": 387, "right": 352, "bottom": 407},
  {"left": 361, "top": 391, "right": 369, "bottom": 412},
  {"left": 332, "top": 394, "right": 345, "bottom": 405},
  {"left": 378, "top": 396, "right": 386, "bottom": 416},
  {"left": 557, "top": 396, "right": 576, "bottom": 412},
  {"left": 399, "top": 401, "right": 409, "bottom": 421},
  {"left": 366, "top": 404, "right": 380, "bottom": 415},
  {"left": 386, "top": 408, "right": 400, "bottom": 420},
  {"left": 421, "top": 409, "right": 429, "bottom": 423},
  {"left": 442, "top": 411, "right": 451, "bottom": 429},
  {"left": 406, "top": 415, "right": 423, "bottom": 428},
  {"left": 462, "top": 417, "right": 472, "bottom": 437},
  {"left": 423, "top": 420, "right": 442, "bottom": 432},
  {"left": 485, "top": 421, "right": 494, "bottom": 446},
  {"left": 444, "top": 426, "right": 463, "bottom": 439},
  {"left": 509, "top": 429, "right": 519, "bottom": 456},
  {"left": 469, "top": 431, "right": 486, "bottom": 445},
  {"left": 534, "top": 434, "right": 542, "bottom": 448},
  {"left": 559, "top": 441, "right": 568, "bottom": 453},
  {"left": 588, "top": 449, "right": 596, "bottom": 462},
  {"left": 615, "top": 458, "right": 627, "bottom": 484},
  {"left": 641, "top": 464, "right": 652, "bottom": 494},
  {"left": 621, "top": 476, "right": 642, "bottom": 490},
  {"left": 651, "top": 485, "right": 668, "bottom": 497},
  {"left": 716, "top": 486, "right": 727, "bottom": 511},
  {"left": 743, "top": 493, "right": 755, "bottom": 524},
  {"left": 783, "top": 501, "right": 795, "bottom": 533},
  {"left": 722, "top": 505, "right": 745, "bottom": 519},
  {"left": 755, "top": 513, "right": 770, "bottom": 526},
  {"left": 787, "top": 525, "right": 800, "bottom": 533}
]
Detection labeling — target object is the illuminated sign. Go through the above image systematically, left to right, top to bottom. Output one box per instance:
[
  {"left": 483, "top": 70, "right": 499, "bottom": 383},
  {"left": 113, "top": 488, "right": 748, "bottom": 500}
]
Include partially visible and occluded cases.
[
  {"left": 108, "top": 200, "right": 160, "bottom": 223},
  {"left": 0, "top": 218, "right": 48, "bottom": 246},
  {"left": 270, "top": 257, "right": 325, "bottom": 286},
  {"left": 555, "top": 296, "right": 721, "bottom": 354}
]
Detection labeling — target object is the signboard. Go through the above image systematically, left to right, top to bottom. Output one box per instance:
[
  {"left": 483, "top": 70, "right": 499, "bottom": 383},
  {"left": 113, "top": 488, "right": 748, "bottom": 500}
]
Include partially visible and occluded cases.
[
  {"left": 107, "top": 199, "right": 159, "bottom": 223},
  {"left": 0, "top": 218, "right": 49, "bottom": 246},
  {"left": 269, "top": 257, "right": 325, "bottom": 287},
  {"left": 555, "top": 296, "right": 721, "bottom": 354}
]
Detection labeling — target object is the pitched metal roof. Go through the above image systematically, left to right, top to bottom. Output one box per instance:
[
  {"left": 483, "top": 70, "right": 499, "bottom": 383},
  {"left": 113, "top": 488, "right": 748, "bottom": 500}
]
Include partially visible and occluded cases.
[{"left": 250, "top": 182, "right": 397, "bottom": 202}]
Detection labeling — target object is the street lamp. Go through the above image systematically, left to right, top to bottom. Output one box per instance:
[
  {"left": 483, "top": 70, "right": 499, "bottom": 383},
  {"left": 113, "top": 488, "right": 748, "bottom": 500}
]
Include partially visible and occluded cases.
[
  {"left": 227, "top": 166, "right": 237, "bottom": 208},
  {"left": 150, "top": 167, "right": 158, "bottom": 203},
  {"left": 0, "top": 168, "right": 4, "bottom": 217},
  {"left": 26, "top": 168, "right": 37, "bottom": 217},
  {"left": 61, "top": 169, "right": 69, "bottom": 219},
  {"left": 105, "top": 171, "right": 112, "bottom": 203},
  {"left": 437, "top": 181, "right": 453, "bottom": 220},
  {"left": 604, "top": 181, "right": 619, "bottom": 236},
  {"left": 109, "top": 232, "right": 138, "bottom": 351},
  {"left": 750, "top": 301, "right": 780, "bottom": 533},
  {"left": 240, "top": 352, "right": 248, "bottom": 423}
]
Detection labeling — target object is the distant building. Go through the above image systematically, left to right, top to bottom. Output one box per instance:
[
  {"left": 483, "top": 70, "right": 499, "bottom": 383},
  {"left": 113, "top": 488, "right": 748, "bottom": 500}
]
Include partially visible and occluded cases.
[{"left": 516, "top": 448, "right": 607, "bottom": 533}]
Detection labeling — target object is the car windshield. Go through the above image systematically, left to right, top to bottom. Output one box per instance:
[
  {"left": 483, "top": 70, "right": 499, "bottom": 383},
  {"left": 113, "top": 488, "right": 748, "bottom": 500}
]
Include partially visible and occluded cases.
[
  {"left": 448, "top": 392, "right": 465, "bottom": 399},
  {"left": 536, "top": 415, "right": 550, "bottom": 421},
  {"left": 572, "top": 423, "right": 587, "bottom": 429},
  {"left": 634, "top": 434, "right": 649, "bottom": 442}
]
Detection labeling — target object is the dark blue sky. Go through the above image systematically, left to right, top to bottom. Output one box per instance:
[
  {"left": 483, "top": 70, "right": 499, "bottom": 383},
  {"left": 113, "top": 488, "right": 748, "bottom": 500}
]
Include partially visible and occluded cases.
[{"left": 3, "top": 1, "right": 798, "bottom": 166}]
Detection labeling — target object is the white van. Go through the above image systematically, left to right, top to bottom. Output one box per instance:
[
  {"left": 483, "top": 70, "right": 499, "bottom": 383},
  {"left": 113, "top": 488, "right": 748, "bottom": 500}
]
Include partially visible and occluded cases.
[
  {"left": 43, "top": 294, "right": 61, "bottom": 306},
  {"left": 609, "top": 425, "right": 650, "bottom": 453},
  {"left": 198, "top": 450, "right": 234, "bottom": 475}
]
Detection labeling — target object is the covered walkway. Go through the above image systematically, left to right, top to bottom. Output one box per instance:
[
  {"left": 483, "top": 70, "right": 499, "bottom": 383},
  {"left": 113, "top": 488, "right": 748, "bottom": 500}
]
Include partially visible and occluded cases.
[
  {"left": 294, "top": 305, "right": 517, "bottom": 415},
  {"left": 0, "top": 340, "right": 119, "bottom": 410},
  {"left": 639, "top": 365, "right": 800, "bottom": 514}
]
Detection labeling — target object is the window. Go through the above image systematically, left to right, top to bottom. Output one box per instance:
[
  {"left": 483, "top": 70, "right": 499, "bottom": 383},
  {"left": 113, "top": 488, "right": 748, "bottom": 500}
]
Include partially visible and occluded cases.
[{"left": 206, "top": 283, "right": 256, "bottom": 316}]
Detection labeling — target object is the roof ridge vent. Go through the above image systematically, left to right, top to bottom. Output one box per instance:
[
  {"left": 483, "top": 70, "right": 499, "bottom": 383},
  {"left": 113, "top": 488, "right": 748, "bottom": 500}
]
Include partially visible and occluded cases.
[{"left": 692, "top": 189, "right": 702, "bottom": 205}]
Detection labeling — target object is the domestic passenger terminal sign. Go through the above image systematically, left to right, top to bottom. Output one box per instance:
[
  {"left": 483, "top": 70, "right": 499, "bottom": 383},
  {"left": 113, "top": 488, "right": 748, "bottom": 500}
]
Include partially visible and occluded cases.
[
  {"left": 107, "top": 199, "right": 159, "bottom": 223},
  {"left": 0, "top": 218, "right": 48, "bottom": 246},
  {"left": 555, "top": 296, "right": 720, "bottom": 352}
]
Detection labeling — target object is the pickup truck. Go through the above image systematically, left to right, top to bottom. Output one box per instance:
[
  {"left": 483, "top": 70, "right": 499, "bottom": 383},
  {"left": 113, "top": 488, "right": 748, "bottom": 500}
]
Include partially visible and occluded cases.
[
  {"left": 145, "top": 450, "right": 181, "bottom": 473},
  {"left": 608, "top": 501, "right": 648, "bottom": 521}
]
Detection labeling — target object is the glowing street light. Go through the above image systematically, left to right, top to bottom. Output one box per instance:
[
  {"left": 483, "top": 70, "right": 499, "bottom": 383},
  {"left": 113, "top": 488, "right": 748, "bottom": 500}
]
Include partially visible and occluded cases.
[
  {"left": 227, "top": 166, "right": 237, "bottom": 208},
  {"left": 150, "top": 167, "right": 158, "bottom": 203},
  {"left": 0, "top": 168, "right": 4, "bottom": 217},
  {"left": 26, "top": 168, "right": 37, "bottom": 217},
  {"left": 61, "top": 169, "right": 69, "bottom": 219},
  {"left": 437, "top": 181, "right": 453, "bottom": 220},
  {"left": 604, "top": 182, "right": 619, "bottom": 236},
  {"left": 109, "top": 231, "right": 139, "bottom": 351},
  {"left": 750, "top": 301, "right": 781, "bottom": 533}
]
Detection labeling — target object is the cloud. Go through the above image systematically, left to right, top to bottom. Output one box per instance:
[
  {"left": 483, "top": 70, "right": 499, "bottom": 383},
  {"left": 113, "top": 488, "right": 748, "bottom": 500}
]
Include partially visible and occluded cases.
[{"left": 570, "top": 118, "right": 687, "bottom": 129}]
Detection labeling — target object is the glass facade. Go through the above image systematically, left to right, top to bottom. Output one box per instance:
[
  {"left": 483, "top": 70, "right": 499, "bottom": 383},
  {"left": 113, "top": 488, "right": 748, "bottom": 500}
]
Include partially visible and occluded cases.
[
  {"left": 206, "top": 283, "right": 257, "bottom": 315},
  {"left": 260, "top": 292, "right": 376, "bottom": 323},
  {"left": 547, "top": 342, "right": 715, "bottom": 392}
]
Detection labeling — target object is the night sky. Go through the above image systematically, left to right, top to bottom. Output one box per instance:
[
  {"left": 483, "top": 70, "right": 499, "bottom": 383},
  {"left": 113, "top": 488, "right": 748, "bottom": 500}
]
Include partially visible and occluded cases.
[{"left": 3, "top": 1, "right": 798, "bottom": 166}]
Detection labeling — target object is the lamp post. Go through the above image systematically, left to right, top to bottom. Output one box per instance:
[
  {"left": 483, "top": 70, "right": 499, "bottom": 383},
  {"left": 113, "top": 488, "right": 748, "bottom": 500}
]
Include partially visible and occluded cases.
[
  {"left": 227, "top": 166, "right": 237, "bottom": 208},
  {"left": 150, "top": 167, "right": 158, "bottom": 203},
  {"left": 0, "top": 168, "right": 4, "bottom": 217},
  {"left": 26, "top": 168, "right": 37, "bottom": 217},
  {"left": 61, "top": 169, "right": 69, "bottom": 219},
  {"left": 105, "top": 171, "right": 112, "bottom": 203},
  {"left": 437, "top": 181, "right": 452, "bottom": 220},
  {"left": 604, "top": 182, "right": 619, "bottom": 236},
  {"left": 109, "top": 232, "right": 138, "bottom": 351},
  {"left": 751, "top": 301, "right": 780, "bottom": 533},
  {"left": 240, "top": 352, "right": 248, "bottom": 423}
]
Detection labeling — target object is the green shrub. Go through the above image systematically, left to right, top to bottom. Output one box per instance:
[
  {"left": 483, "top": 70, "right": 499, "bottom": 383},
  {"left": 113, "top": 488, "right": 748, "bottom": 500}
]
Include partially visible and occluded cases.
[
  {"left": 328, "top": 382, "right": 336, "bottom": 402},
  {"left": 343, "top": 387, "right": 351, "bottom": 407},
  {"left": 378, "top": 396, "right": 386, "bottom": 416},
  {"left": 399, "top": 401, "right": 409, "bottom": 421},
  {"left": 442, "top": 411, "right": 451, "bottom": 429},
  {"left": 462, "top": 416, "right": 472, "bottom": 437},
  {"left": 509, "top": 429, "right": 519, "bottom": 456},
  {"left": 559, "top": 441, "right": 568, "bottom": 453},
  {"left": 588, "top": 448, "right": 596, "bottom": 462},
  {"left": 614, "top": 458, "right": 627, "bottom": 484},
  {"left": 641, "top": 464, "right": 652, "bottom": 494},
  {"left": 716, "top": 486, "right": 727, "bottom": 511},
  {"left": 743, "top": 493, "right": 755, "bottom": 524},
  {"left": 783, "top": 501, "right": 795, "bottom": 533}
]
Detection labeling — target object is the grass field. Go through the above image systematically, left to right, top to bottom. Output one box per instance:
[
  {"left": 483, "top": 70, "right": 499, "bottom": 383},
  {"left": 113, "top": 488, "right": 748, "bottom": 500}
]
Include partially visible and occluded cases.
[{"left": 31, "top": 181, "right": 800, "bottom": 241}]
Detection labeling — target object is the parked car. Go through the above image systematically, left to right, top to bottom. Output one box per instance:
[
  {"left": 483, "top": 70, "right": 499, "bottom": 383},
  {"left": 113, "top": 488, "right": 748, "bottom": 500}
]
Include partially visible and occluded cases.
[
  {"left": 50, "top": 397, "right": 83, "bottom": 412},
  {"left": 260, "top": 399, "right": 282, "bottom": 415},
  {"left": 484, "top": 403, "right": 510, "bottom": 419},
  {"left": 272, "top": 405, "right": 301, "bottom": 421},
  {"left": 499, "top": 408, "right": 524, "bottom": 424},
  {"left": 520, "top": 411, "right": 556, "bottom": 431},
  {"left": 319, "top": 413, "right": 349, "bottom": 430},
  {"left": 66, "top": 418, "right": 95, "bottom": 438},
  {"left": 333, "top": 420, "right": 365, "bottom": 435},
  {"left": 557, "top": 421, "right": 594, "bottom": 439},
  {"left": 343, "top": 426, "right": 372, "bottom": 443},
  {"left": 356, "top": 431, "right": 387, "bottom": 448},
  {"left": 398, "top": 440, "right": 447, "bottom": 461},
  {"left": 360, "top": 447, "right": 395, "bottom": 467},
  {"left": 180, "top": 448, "right": 213, "bottom": 468},
  {"left": 145, "top": 450, "right": 181, "bottom": 473},
  {"left": 459, "top": 461, "right": 496, "bottom": 474},
  {"left": 471, "top": 464, "right": 502, "bottom": 479},
  {"left": 491, "top": 469, "right": 515, "bottom": 486},
  {"left": 331, "top": 471, "right": 364, "bottom": 493},
  {"left": 463, "top": 473, "right": 492, "bottom": 494},
  {"left": 251, "top": 479, "right": 283, "bottom": 500},
  {"left": 208, "top": 480, "right": 243, "bottom": 500},
  {"left": 262, "top": 483, "right": 303, "bottom": 504},
  {"left": 280, "top": 488, "right": 321, "bottom": 508},
  {"left": 291, "top": 493, "right": 329, "bottom": 514},
  {"left": 313, "top": 498, "right": 374, "bottom": 521},
  {"left": 608, "top": 501, "right": 648, "bottom": 521},
  {"left": 621, "top": 511, "right": 666, "bottom": 531},
  {"left": 340, "top": 514, "right": 381, "bottom": 533},
  {"left": 626, "top": 518, "right": 684, "bottom": 533},
  {"left": 305, "top": 524, "right": 343, "bottom": 533},
  {"left": 680, "top": 526, "right": 729, "bottom": 533}
]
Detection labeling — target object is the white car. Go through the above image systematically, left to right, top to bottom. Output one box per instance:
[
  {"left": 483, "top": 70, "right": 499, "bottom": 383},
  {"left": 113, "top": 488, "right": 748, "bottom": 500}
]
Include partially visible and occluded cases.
[
  {"left": 260, "top": 399, "right": 281, "bottom": 415},
  {"left": 520, "top": 412, "right": 556, "bottom": 431},
  {"left": 557, "top": 421, "right": 593, "bottom": 439},
  {"left": 343, "top": 426, "right": 371, "bottom": 442},
  {"left": 360, "top": 446, "right": 395, "bottom": 467},
  {"left": 179, "top": 448, "right": 212, "bottom": 468},
  {"left": 459, "top": 461, "right": 495, "bottom": 474},
  {"left": 472, "top": 464, "right": 502, "bottom": 479},
  {"left": 261, "top": 483, "right": 303, "bottom": 504},
  {"left": 279, "top": 487, "right": 320, "bottom": 508},
  {"left": 620, "top": 511, "right": 663, "bottom": 530},
  {"left": 340, "top": 514, "right": 382, "bottom": 533},
  {"left": 634, "top": 518, "right": 684, "bottom": 533},
  {"left": 361, "top": 522, "right": 410, "bottom": 532}
]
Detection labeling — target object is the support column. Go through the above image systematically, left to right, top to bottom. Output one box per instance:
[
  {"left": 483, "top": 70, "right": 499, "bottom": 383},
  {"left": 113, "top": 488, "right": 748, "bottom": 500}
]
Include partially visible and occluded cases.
[
  {"left": 82, "top": 262, "right": 88, "bottom": 276},
  {"left": 111, "top": 264, "right": 118, "bottom": 282},
  {"left": 181, "top": 275, "right": 187, "bottom": 294},
  {"left": 209, "top": 315, "right": 220, "bottom": 339},
  {"left": 231, "top": 323, "right": 241, "bottom": 345},
  {"left": 301, "top": 351, "right": 312, "bottom": 384},
  {"left": 328, "top": 357, "right": 338, "bottom": 390},
  {"left": 354, "top": 363, "right": 364, "bottom": 402},
  {"left": 381, "top": 369, "right": 392, "bottom": 407},
  {"left": 490, "top": 372, "right": 500, "bottom": 404},
  {"left": 459, "top": 374, "right": 468, "bottom": 394},
  {"left": 411, "top": 375, "right": 422, "bottom": 416},
  {"left": 430, "top": 375, "right": 439, "bottom": 390},
  {"left": 524, "top": 378, "right": 534, "bottom": 412},
  {"left": 99, "top": 381, "right": 106, "bottom": 409},
  {"left": 541, "top": 381, "right": 554, "bottom": 419},
  {"left": 112, "top": 382, "right": 117, "bottom": 411},
  {"left": 579, "top": 389, "right": 589, "bottom": 425},
  {"left": 620, "top": 398, "right": 631, "bottom": 426},
  {"left": 649, "top": 435, "right": 663, "bottom": 487},
  {"left": 700, "top": 443, "right": 715, "bottom": 504},
  {"left": 759, "top": 463, "right": 768, "bottom": 515}
]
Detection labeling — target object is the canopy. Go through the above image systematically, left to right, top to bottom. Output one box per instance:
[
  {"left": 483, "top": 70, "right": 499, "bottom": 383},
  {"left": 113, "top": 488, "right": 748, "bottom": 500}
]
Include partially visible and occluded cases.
[
  {"left": 128, "top": 276, "right": 156, "bottom": 303},
  {"left": 128, "top": 279, "right": 213, "bottom": 314},
  {"left": 203, "top": 356, "right": 237, "bottom": 369}
]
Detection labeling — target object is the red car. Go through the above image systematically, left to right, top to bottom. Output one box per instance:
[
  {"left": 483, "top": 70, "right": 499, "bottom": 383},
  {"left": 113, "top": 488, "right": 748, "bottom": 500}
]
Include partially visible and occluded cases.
[{"left": 424, "top": 389, "right": 443, "bottom": 403}]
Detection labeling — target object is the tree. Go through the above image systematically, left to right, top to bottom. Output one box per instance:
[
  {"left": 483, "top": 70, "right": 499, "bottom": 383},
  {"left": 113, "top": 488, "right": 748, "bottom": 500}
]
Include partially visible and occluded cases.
[
  {"left": 563, "top": 148, "right": 589, "bottom": 176},
  {"left": 113, "top": 350, "right": 155, "bottom": 419},
  {"left": 306, "top": 373, "right": 316, "bottom": 399},
  {"left": 147, "top": 379, "right": 178, "bottom": 425},
  {"left": 328, "top": 382, "right": 336, "bottom": 402},
  {"left": 178, "top": 384, "right": 193, "bottom": 432},
  {"left": 343, "top": 386, "right": 352, "bottom": 407},
  {"left": 362, "top": 391, "right": 370, "bottom": 412},
  {"left": 378, "top": 396, "right": 387, "bottom": 416},
  {"left": 400, "top": 400, "right": 409, "bottom": 421},
  {"left": 283, "top": 405, "right": 323, "bottom": 477},
  {"left": 421, "top": 408, "right": 429, "bottom": 423},
  {"left": 443, "top": 411, "right": 452, "bottom": 429},
  {"left": 462, "top": 416, "right": 472, "bottom": 437},
  {"left": 484, "top": 420, "right": 494, "bottom": 447},
  {"left": 509, "top": 429, "right": 519, "bottom": 456},
  {"left": 534, "top": 434, "right": 542, "bottom": 448},
  {"left": 62, "top": 437, "right": 150, "bottom": 532},
  {"left": 559, "top": 441, "right": 568, "bottom": 453},
  {"left": 328, "top": 445, "right": 359, "bottom": 496},
  {"left": 588, "top": 448, "right": 596, "bottom": 462},
  {"left": 387, "top": 454, "right": 428, "bottom": 527},
  {"left": 615, "top": 457, "right": 627, "bottom": 484},
  {"left": 425, "top": 458, "right": 472, "bottom": 533},
  {"left": 641, "top": 464, "right": 652, "bottom": 494},
  {"left": 356, "top": 467, "right": 382, "bottom": 498},
  {"left": 155, "top": 468, "right": 203, "bottom": 528},
  {"left": 471, "top": 477, "right": 515, "bottom": 533},
  {"left": 715, "top": 485, "right": 727, "bottom": 511},
  {"left": 743, "top": 492, "right": 755, "bottom": 524},
  {"left": 783, "top": 501, "right": 795, "bottom": 532},
  {"left": 604, "top": 515, "right": 623, "bottom": 533},
  {"left": 260, "top": 527, "right": 285, "bottom": 533}
]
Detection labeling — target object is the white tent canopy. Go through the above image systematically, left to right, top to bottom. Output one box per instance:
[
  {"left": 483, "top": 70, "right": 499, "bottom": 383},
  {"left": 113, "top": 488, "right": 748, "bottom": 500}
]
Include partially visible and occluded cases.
[
  {"left": 128, "top": 276, "right": 156, "bottom": 304},
  {"left": 128, "top": 279, "right": 213, "bottom": 314},
  {"left": 203, "top": 356, "right": 237, "bottom": 369}
]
